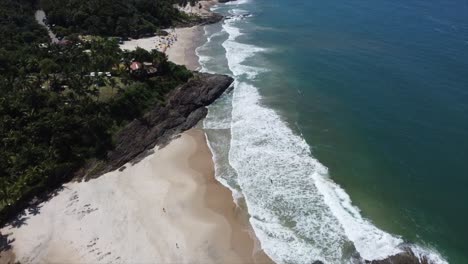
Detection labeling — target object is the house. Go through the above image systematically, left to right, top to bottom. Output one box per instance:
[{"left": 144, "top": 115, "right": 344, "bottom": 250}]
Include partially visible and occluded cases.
[
  {"left": 129, "top": 61, "right": 158, "bottom": 77},
  {"left": 130, "top": 61, "right": 143, "bottom": 72},
  {"left": 143, "top": 62, "right": 158, "bottom": 75},
  {"left": 89, "top": 72, "right": 112, "bottom": 77}
]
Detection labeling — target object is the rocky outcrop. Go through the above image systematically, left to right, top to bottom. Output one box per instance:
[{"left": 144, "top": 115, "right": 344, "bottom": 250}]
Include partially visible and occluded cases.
[
  {"left": 175, "top": 0, "right": 237, "bottom": 28},
  {"left": 175, "top": 8, "right": 223, "bottom": 28},
  {"left": 175, "top": 12, "right": 224, "bottom": 28},
  {"left": 197, "top": 12, "right": 224, "bottom": 25},
  {"left": 82, "top": 72, "right": 233, "bottom": 179},
  {"left": 308, "top": 247, "right": 433, "bottom": 264},
  {"left": 366, "top": 248, "right": 430, "bottom": 264}
]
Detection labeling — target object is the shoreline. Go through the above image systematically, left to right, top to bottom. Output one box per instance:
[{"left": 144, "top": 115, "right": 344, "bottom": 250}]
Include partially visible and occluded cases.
[
  {"left": 166, "top": 2, "right": 273, "bottom": 261},
  {"left": 166, "top": 26, "right": 205, "bottom": 71},
  {"left": 188, "top": 129, "right": 272, "bottom": 264}
]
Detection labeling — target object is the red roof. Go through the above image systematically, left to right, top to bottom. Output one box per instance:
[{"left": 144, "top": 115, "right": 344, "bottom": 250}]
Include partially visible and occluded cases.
[{"left": 130, "top": 61, "right": 143, "bottom": 71}]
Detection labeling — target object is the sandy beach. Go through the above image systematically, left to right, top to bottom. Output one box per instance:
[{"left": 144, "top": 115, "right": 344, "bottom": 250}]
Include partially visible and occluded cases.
[
  {"left": 119, "top": 0, "right": 218, "bottom": 71},
  {"left": 166, "top": 0, "right": 220, "bottom": 70},
  {"left": 165, "top": 26, "right": 205, "bottom": 71},
  {"left": 119, "top": 27, "right": 204, "bottom": 72},
  {"left": 0, "top": 129, "right": 271, "bottom": 264}
]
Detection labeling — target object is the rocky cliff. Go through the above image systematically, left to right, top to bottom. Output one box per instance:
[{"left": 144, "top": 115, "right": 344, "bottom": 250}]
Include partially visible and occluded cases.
[{"left": 81, "top": 72, "right": 233, "bottom": 179}]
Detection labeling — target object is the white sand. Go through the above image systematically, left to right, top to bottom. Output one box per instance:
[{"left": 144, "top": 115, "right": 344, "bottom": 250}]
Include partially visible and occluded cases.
[
  {"left": 119, "top": 0, "right": 218, "bottom": 71},
  {"left": 166, "top": 0, "right": 219, "bottom": 71},
  {"left": 119, "top": 27, "right": 203, "bottom": 71},
  {"left": 165, "top": 27, "right": 204, "bottom": 71},
  {"left": 119, "top": 36, "right": 165, "bottom": 53},
  {"left": 1, "top": 130, "right": 271, "bottom": 264}
]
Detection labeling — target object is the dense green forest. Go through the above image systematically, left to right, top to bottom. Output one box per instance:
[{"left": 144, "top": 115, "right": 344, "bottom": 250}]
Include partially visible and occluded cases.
[
  {"left": 0, "top": 0, "right": 193, "bottom": 221},
  {"left": 40, "top": 0, "right": 199, "bottom": 37}
]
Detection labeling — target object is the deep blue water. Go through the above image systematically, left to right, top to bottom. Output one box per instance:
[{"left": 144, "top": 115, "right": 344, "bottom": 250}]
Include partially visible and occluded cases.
[{"left": 245, "top": 0, "right": 468, "bottom": 262}]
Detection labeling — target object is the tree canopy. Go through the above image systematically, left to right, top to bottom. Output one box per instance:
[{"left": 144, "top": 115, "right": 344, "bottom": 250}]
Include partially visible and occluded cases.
[
  {"left": 0, "top": 0, "right": 193, "bottom": 222},
  {"left": 40, "top": 0, "right": 199, "bottom": 37}
]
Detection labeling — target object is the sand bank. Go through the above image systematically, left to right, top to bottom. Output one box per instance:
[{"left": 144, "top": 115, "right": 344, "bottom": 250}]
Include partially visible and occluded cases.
[{"left": 0, "top": 129, "right": 271, "bottom": 264}]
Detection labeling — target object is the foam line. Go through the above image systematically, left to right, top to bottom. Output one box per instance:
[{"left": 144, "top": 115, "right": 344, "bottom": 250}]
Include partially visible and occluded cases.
[{"left": 199, "top": 2, "right": 448, "bottom": 263}]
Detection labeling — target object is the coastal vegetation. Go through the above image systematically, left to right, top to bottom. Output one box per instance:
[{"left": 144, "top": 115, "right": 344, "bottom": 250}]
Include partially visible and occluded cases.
[
  {"left": 0, "top": 0, "right": 192, "bottom": 222},
  {"left": 40, "top": 0, "right": 200, "bottom": 38}
]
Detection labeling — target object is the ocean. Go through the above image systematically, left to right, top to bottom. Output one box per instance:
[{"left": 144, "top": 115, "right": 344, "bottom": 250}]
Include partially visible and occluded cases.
[{"left": 198, "top": 0, "right": 468, "bottom": 263}]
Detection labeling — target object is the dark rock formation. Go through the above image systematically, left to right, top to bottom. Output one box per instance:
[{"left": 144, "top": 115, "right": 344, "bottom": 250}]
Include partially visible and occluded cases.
[
  {"left": 176, "top": 0, "right": 239, "bottom": 28},
  {"left": 175, "top": 11, "right": 224, "bottom": 28},
  {"left": 198, "top": 12, "right": 224, "bottom": 25},
  {"left": 81, "top": 72, "right": 233, "bottom": 180},
  {"left": 366, "top": 248, "right": 430, "bottom": 264}
]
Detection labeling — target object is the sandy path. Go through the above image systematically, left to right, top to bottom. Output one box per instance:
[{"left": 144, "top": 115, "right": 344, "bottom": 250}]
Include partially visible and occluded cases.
[{"left": 34, "top": 10, "right": 58, "bottom": 43}]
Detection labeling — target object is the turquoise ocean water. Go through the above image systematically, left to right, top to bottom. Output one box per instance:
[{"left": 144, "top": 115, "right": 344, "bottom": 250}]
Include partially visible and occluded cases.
[{"left": 198, "top": 0, "right": 468, "bottom": 263}]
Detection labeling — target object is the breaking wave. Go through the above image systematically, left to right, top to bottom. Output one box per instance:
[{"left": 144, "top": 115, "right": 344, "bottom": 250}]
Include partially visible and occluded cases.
[{"left": 200, "top": 2, "right": 448, "bottom": 264}]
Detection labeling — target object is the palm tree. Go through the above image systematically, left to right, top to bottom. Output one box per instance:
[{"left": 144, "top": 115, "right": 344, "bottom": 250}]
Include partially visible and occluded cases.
[{"left": 108, "top": 77, "right": 117, "bottom": 96}]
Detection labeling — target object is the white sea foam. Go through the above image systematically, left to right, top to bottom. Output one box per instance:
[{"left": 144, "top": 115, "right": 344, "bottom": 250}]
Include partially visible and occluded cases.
[
  {"left": 225, "top": 0, "right": 251, "bottom": 5},
  {"left": 200, "top": 2, "right": 449, "bottom": 263},
  {"left": 222, "top": 16, "right": 352, "bottom": 262},
  {"left": 222, "top": 21, "right": 267, "bottom": 79},
  {"left": 194, "top": 26, "right": 210, "bottom": 69},
  {"left": 207, "top": 30, "right": 225, "bottom": 42},
  {"left": 230, "top": 83, "right": 351, "bottom": 263},
  {"left": 203, "top": 91, "right": 233, "bottom": 129},
  {"left": 204, "top": 131, "right": 244, "bottom": 206},
  {"left": 313, "top": 174, "right": 404, "bottom": 260},
  {"left": 411, "top": 245, "right": 449, "bottom": 264}
]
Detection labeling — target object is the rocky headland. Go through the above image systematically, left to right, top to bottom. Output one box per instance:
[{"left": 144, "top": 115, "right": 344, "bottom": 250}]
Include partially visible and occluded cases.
[{"left": 79, "top": 72, "right": 233, "bottom": 180}]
